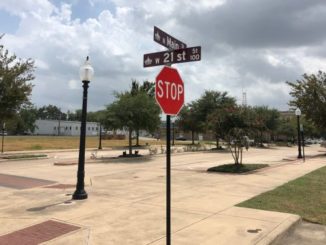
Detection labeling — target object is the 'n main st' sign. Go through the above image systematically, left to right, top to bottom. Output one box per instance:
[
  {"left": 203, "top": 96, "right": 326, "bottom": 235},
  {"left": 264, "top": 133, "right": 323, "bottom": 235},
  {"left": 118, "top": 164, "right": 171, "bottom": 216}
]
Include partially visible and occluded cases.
[
  {"left": 154, "top": 26, "right": 187, "bottom": 50},
  {"left": 143, "top": 46, "right": 201, "bottom": 67}
]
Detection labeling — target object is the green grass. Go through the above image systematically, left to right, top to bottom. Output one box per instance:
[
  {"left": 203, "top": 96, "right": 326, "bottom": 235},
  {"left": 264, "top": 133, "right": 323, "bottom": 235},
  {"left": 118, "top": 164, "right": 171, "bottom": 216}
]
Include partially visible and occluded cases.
[
  {"left": 1, "top": 136, "right": 194, "bottom": 152},
  {"left": 31, "top": 144, "right": 43, "bottom": 150},
  {"left": 2, "top": 154, "right": 47, "bottom": 159},
  {"left": 207, "top": 164, "right": 269, "bottom": 173},
  {"left": 237, "top": 166, "right": 326, "bottom": 224}
]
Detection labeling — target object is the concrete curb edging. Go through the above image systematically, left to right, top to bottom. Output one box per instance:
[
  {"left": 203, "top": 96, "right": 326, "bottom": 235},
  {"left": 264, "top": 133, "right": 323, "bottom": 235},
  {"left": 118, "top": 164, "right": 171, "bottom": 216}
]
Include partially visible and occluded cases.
[{"left": 256, "top": 215, "right": 301, "bottom": 245}]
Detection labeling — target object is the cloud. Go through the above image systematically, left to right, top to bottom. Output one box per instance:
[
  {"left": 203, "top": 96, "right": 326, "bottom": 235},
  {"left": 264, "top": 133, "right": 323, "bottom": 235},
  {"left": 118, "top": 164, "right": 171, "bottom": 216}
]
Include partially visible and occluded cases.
[{"left": 1, "top": 0, "right": 326, "bottom": 113}]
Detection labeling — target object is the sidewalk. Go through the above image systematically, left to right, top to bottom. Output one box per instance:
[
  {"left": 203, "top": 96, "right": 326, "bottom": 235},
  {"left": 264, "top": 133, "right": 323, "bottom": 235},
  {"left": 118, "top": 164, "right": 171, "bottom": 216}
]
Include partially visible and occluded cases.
[{"left": 0, "top": 145, "right": 324, "bottom": 244}]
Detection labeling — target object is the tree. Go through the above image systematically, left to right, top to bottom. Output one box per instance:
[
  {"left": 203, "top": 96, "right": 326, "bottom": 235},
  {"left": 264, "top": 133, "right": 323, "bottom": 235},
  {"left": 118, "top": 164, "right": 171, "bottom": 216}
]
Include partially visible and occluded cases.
[
  {"left": 0, "top": 36, "right": 35, "bottom": 124},
  {"left": 287, "top": 71, "right": 326, "bottom": 129},
  {"left": 130, "top": 79, "right": 155, "bottom": 145},
  {"left": 131, "top": 79, "right": 155, "bottom": 97},
  {"left": 177, "top": 90, "right": 236, "bottom": 145},
  {"left": 194, "top": 90, "right": 236, "bottom": 147},
  {"left": 195, "top": 90, "right": 236, "bottom": 127},
  {"left": 105, "top": 91, "right": 160, "bottom": 155},
  {"left": 205, "top": 93, "right": 237, "bottom": 148},
  {"left": 176, "top": 104, "right": 201, "bottom": 144},
  {"left": 4, "top": 105, "right": 38, "bottom": 135},
  {"left": 14, "top": 105, "right": 38, "bottom": 134},
  {"left": 37, "top": 105, "right": 66, "bottom": 120},
  {"left": 224, "top": 106, "right": 253, "bottom": 165},
  {"left": 251, "top": 106, "right": 280, "bottom": 146},
  {"left": 67, "top": 109, "right": 82, "bottom": 121},
  {"left": 87, "top": 110, "right": 106, "bottom": 122},
  {"left": 276, "top": 115, "right": 323, "bottom": 143},
  {"left": 275, "top": 118, "right": 296, "bottom": 143}
]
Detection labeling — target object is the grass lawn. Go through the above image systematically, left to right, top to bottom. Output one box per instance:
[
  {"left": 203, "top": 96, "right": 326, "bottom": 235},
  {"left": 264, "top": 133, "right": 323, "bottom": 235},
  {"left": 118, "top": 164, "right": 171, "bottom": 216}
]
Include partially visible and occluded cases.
[
  {"left": 1, "top": 136, "right": 192, "bottom": 151},
  {"left": 207, "top": 164, "right": 269, "bottom": 173},
  {"left": 237, "top": 166, "right": 326, "bottom": 225}
]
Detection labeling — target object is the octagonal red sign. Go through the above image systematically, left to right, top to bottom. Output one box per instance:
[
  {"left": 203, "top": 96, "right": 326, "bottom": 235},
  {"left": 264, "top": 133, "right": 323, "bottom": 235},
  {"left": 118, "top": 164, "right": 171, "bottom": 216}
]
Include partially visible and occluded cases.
[{"left": 155, "top": 66, "right": 184, "bottom": 116}]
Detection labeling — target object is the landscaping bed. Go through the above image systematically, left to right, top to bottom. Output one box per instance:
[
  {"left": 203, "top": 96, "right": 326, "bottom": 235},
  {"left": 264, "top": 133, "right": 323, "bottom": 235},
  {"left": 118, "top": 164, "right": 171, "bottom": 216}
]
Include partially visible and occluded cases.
[{"left": 207, "top": 163, "right": 269, "bottom": 173}]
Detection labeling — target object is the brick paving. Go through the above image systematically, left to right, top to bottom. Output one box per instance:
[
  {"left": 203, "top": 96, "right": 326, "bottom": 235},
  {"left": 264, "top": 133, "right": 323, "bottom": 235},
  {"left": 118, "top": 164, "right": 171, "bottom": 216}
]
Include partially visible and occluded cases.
[
  {"left": 0, "top": 174, "right": 55, "bottom": 189},
  {"left": 0, "top": 220, "right": 80, "bottom": 245}
]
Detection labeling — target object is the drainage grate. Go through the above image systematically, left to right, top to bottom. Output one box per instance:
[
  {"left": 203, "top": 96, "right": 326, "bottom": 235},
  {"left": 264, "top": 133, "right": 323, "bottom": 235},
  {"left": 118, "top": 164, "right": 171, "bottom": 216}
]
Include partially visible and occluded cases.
[
  {"left": 0, "top": 173, "right": 55, "bottom": 189},
  {"left": 0, "top": 220, "right": 80, "bottom": 244},
  {"left": 247, "top": 228, "right": 262, "bottom": 233}
]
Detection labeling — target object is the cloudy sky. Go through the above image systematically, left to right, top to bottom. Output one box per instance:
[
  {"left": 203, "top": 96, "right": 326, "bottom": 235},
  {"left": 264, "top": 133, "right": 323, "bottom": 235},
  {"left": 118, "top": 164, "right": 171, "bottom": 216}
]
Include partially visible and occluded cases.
[{"left": 1, "top": 0, "right": 326, "bottom": 112}]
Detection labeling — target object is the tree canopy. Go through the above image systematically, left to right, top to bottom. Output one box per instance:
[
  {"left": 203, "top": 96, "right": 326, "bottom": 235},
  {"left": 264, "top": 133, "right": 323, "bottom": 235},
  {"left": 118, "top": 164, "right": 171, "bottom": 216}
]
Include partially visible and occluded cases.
[
  {"left": 0, "top": 36, "right": 35, "bottom": 122},
  {"left": 287, "top": 71, "right": 326, "bottom": 129},
  {"left": 105, "top": 89, "right": 160, "bottom": 154},
  {"left": 176, "top": 90, "right": 236, "bottom": 146},
  {"left": 37, "top": 104, "right": 66, "bottom": 120},
  {"left": 176, "top": 104, "right": 201, "bottom": 144},
  {"left": 251, "top": 106, "right": 280, "bottom": 146}
]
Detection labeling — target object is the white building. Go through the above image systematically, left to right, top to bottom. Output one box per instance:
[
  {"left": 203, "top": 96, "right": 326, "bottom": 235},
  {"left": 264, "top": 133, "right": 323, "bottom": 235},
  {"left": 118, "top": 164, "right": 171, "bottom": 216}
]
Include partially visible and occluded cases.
[{"left": 34, "top": 119, "right": 100, "bottom": 136}]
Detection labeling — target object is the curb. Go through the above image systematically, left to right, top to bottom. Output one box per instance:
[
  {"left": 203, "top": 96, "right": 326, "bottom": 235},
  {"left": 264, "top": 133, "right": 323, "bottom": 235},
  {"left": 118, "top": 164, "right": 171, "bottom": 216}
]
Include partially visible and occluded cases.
[{"left": 256, "top": 215, "right": 301, "bottom": 245}]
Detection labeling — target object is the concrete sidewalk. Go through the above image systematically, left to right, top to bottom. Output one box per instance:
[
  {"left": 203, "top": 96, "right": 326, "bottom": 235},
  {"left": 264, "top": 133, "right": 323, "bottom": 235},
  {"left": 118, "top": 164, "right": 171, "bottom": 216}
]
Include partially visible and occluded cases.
[{"left": 0, "top": 145, "right": 324, "bottom": 244}]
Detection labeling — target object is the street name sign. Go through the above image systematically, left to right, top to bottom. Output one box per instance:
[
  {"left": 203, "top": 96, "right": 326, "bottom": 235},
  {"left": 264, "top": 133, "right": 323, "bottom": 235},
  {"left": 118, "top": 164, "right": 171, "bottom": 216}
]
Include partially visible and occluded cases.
[
  {"left": 154, "top": 26, "right": 187, "bottom": 50},
  {"left": 144, "top": 46, "right": 201, "bottom": 67},
  {"left": 155, "top": 66, "right": 184, "bottom": 116}
]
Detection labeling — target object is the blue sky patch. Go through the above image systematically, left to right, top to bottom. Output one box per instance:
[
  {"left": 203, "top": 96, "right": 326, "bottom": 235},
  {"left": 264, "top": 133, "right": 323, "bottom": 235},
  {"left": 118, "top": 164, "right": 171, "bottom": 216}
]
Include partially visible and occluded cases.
[{"left": 0, "top": 10, "right": 20, "bottom": 34}]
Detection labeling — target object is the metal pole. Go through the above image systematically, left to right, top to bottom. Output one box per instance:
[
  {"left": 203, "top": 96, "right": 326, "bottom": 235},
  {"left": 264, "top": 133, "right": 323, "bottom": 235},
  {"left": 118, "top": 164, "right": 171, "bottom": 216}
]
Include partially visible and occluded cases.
[
  {"left": 73, "top": 80, "right": 89, "bottom": 200},
  {"left": 58, "top": 113, "right": 61, "bottom": 136},
  {"left": 166, "top": 115, "right": 171, "bottom": 245},
  {"left": 297, "top": 115, "right": 302, "bottom": 159},
  {"left": 172, "top": 121, "right": 175, "bottom": 146},
  {"left": 1, "top": 123, "right": 4, "bottom": 154},
  {"left": 98, "top": 123, "right": 102, "bottom": 150},
  {"left": 301, "top": 124, "right": 305, "bottom": 162}
]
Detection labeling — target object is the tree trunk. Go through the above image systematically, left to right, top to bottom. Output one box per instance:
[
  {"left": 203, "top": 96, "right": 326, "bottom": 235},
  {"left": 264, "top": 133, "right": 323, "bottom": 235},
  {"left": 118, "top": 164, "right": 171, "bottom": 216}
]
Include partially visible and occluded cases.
[
  {"left": 128, "top": 128, "right": 132, "bottom": 155},
  {"left": 136, "top": 129, "right": 139, "bottom": 146},
  {"left": 191, "top": 130, "right": 195, "bottom": 145},
  {"left": 260, "top": 130, "right": 263, "bottom": 147},
  {"left": 271, "top": 131, "right": 275, "bottom": 142},
  {"left": 216, "top": 136, "right": 219, "bottom": 149},
  {"left": 234, "top": 144, "right": 239, "bottom": 165},
  {"left": 240, "top": 147, "right": 243, "bottom": 165}
]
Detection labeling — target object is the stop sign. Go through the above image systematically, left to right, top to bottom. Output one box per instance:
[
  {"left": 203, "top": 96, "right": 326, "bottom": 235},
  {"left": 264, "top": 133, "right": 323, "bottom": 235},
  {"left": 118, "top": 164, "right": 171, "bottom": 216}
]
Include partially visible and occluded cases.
[{"left": 155, "top": 66, "right": 184, "bottom": 115}]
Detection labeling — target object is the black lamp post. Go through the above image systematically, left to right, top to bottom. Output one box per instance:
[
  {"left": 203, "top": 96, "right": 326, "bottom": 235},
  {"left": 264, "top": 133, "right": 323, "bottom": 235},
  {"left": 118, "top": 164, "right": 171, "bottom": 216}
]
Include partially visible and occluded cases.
[
  {"left": 73, "top": 56, "right": 94, "bottom": 200},
  {"left": 295, "top": 108, "right": 302, "bottom": 159},
  {"left": 1, "top": 122, "right": 5, "bottom": 154},
  {"left": 98, "top": 123, "right": 102, "bottom": 150},
  {"left": 300, "top": 124, "right": 305, "bottom": 161}
]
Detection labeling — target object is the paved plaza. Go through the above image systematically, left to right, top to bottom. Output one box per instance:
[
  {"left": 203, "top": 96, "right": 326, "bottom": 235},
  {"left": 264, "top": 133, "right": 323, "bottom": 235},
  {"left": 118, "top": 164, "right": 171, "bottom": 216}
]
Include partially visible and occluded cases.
[{"left": 0, "top": 145, "right": 325, "bottom": 244}]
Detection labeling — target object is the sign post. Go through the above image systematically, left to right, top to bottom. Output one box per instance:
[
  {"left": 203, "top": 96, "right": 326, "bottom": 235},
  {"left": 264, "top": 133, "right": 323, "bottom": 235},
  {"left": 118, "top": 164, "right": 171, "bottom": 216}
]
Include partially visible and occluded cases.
[
  {"left": 144, "top": 26, "right": 200, "bottom": 245},
  {"left": 156, "top": 66, "right": 184, "bottom": 245}
]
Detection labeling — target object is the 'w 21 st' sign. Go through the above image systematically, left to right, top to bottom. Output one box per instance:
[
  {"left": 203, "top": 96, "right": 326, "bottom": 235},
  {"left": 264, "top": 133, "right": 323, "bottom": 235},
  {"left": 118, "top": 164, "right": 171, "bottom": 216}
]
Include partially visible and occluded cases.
[{"left": 143, "top": 46, "right": 201, "bottom": 67}]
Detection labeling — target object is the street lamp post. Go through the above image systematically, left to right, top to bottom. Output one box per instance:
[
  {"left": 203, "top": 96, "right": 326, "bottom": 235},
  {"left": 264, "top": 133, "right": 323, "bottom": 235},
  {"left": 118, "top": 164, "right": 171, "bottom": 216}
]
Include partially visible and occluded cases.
[
  {"left": 73, "top": 56, "right": 94, "bottom": 200},
  {"left": 295, "top": 108, "right": 302, "bottom": 159},
  {"left": 1, "top": 122, "right": 5, "bottom": 154},
  {"left": 98, "top": 123, "right": 102, "bottom": 150},
  {"left": 300, "top": 124, "right": 305, "bottom": 161}
]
